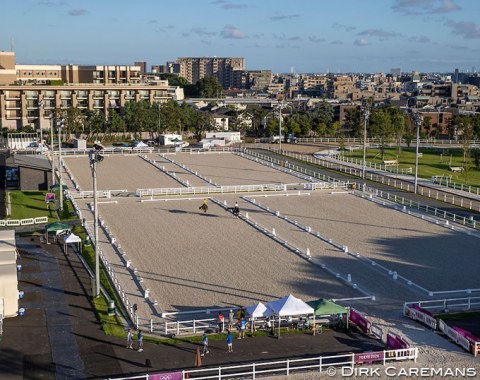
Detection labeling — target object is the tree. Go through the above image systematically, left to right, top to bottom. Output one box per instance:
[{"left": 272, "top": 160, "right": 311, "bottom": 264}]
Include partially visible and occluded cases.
[
  {"left": 197, "top": 76, "right": 224, "bottom": 98},
  {"left": 312, "top": 102, "right": 334, "bottom": 125},
  {"left": 344, "top": 107, "right": 362, "bottom": 137},
  {"left": 368, "top": 107, "right": 395, "bottom": 160},
  {"left": 84, "top": 110, "right": 106, "bottom": 141},
  {"left": 109, "top": 110, "right": 126, "bottom": 138}
]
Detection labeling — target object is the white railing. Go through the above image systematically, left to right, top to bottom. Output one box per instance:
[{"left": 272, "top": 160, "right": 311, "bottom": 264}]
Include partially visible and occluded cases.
[
  {"left": 255, "top": 137, "right": 480, "bottom": 145},
  {"left": 432, "top": 176, "right": 480, "bottom": 197},
  {"left": 136, "top": 184, "right": 290, "bottom": 198},
  {"left": 363, "top": 185, "right": 479, "bottom": 230},
  {"left": 67, "top": 189, "right": 129, "bottom": 199},
  {"left": 0, "top": 216, "right": 48, "bottom": 227},
  {"left": 404, "top": 297, "right": 480, "bottom": 314},
  {"left": 438, "top": 319, "right": 471, "bottom": 353},
  {"left": 108, "top": 347, "right": 418, "bottom": 380}
]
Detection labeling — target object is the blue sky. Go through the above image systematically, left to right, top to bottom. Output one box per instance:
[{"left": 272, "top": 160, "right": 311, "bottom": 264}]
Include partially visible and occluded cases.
[{"left": 1, "top": 0, "right": 480, "bottom": 74}]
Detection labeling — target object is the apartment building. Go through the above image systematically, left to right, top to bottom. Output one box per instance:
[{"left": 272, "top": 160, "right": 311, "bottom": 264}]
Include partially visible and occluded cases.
[
  {"left": 0, "top": 51, "right": 142, "bottom": 86},
  {"left": 175, "top": 57, "right": 245, "bottom": 89},
  {"left": 0, "top": 83, "right": 184, "bottom": 130}
]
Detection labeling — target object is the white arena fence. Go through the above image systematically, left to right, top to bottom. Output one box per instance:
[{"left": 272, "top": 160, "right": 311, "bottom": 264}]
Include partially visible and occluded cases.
[
  {"left": 254, "top": 137, "right": 480, "bottom": 145},
  {"left": 259, "top": 145, "right": 480, "bottom": 213},
  {"left": 330, "top": 153, "right": 414, "bottom": 174},
  {"left": 432, "top": 176, "right": 480, "bottom": 197},
  {"left": 135, "top": 183, "right": 332, "bottom": 199},
  {"left": 363, "top": 185, "right": 479, "bottom": 230},
  {"left": 68, "top": 189, "right": 129, "bottom": 200},
  {"left": 0, "top": 216, "right": 48, "bottom": 227},
  {"left": 404, "top": 297, "right": 480, "bottom": 356},
  {"left": 107, "top": 348, "right": 418, "bottom": 380}
]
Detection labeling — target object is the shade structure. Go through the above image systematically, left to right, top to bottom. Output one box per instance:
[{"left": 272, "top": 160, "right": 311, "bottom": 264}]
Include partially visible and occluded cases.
[
  {"left": 49, "top": 184, "right": 69, "bottom": 191},
  {"left": 45, "top": 222, "right": 70, "bottom": 232},
  {"left": 64, "top": 233, "right": 82, "bottom": 255},
  {"left": 0, "top": 263, "right": 18, "bottom": 317},
  {"left": 266, "top": 294, "right": 314, "bottom": 317},
  {"left": 307, "top": 299, "right": 348, "bottom": 316},
  {"left": 246, "top": 302, "right": 271, "bottom": 318}
]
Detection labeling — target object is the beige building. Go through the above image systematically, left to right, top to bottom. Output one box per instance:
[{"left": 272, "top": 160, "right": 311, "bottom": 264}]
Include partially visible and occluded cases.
[
  {"left": 0, "top": 51, "right": 183, "bottom": 130},
  {"left": 176, "top": 57, "right": 245, "bottom": 88},
  {"left": 0, "top": 83, "right": 184, "bottom": 130}
]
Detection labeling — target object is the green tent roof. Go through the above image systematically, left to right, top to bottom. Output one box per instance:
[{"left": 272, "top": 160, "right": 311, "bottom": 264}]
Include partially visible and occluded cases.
[
  {"left": 49, "top": 184, "right": 69, "bottom": 191},
  {"left": 45, "top": 222, "right": 70, "bottom": 232},
  {"left": 307, "top": 299, "right": 348, "bottom": 316}
]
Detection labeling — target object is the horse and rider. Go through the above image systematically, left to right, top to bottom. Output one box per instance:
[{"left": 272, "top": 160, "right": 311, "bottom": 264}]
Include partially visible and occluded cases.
[
  {"left": 199, "top": 198, "right": 208, "bottom": 213},
  {"left": 226, "top": 202, "right": 240, "bottom": 217}
]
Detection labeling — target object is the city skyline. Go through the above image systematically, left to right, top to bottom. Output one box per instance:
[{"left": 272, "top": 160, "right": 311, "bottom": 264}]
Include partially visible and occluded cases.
[{"left": 1, "top": 0, "right": 480, "bottom": 74}]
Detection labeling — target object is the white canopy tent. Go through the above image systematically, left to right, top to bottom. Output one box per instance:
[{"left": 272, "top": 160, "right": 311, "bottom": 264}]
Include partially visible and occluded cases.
[
  {"left": 0, "top": 230, "right": 15, "bottom": 242},
  {"left": 63, "top": 233, "right": 82, "bottom": 256},
  {"left": 0, "top": 264, "right": 18, "bottom": 317},
  {"left": 266, "top": 294, "right": 315, "bottom": 338},
  {"left": 246, "top": 302, "right": 272, "bottom": 333}
]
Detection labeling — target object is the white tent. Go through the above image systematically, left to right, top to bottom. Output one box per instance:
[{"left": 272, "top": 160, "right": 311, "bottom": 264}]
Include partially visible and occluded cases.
[
  {"left": 64, "top": 233, "right": 82, "bottom": 255},
  {"left": 266, "top": 294, "right": 314, "bottom": 338},
  {"left": 246, "top": 302, "right": 271, "bottom": 318}
]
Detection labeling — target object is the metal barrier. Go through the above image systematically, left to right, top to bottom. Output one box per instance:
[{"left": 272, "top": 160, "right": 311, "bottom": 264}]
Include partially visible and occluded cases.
[{"left": 0, "top": 216, "right": 48, "bottom": 227}]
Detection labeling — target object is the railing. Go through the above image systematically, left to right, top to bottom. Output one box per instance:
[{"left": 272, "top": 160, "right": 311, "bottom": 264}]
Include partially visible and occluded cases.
[
  {"left": 254, "top": 137, "right": 480, "bottom": 145},
  {"left": 259, "top": 146, "right": 480, "bottom": 213},
  {"left": 432, "top": 176, "right": 480, "bottom": 196},
  {"left": 363, "top": 185, "right": 479, "bottom": 230},
  {"left": 68, "top": 189, "right": 129, "bottom": 199},
  {"left": 0, "top": 216, "right": 48, "bottom": 227},
  {"left": 404, "top": 297, "right": 480, "bottom": 314},
  {"left": 107, "top": 347, "right": 418, "bottom": 380}
]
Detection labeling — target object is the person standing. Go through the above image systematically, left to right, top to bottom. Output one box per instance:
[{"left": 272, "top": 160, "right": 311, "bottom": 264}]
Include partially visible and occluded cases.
[
  {"left": 228, "top": 309, "right": 234, "bottom": 330},
  {"left": 217, "top": 311, "right": 225, "bottom": 333},
  {"left": 239, "top": 317, "right": 246, "bottom": 339},
  {"left": 126, "top": 329, "right": 133, "bottom": 349},
  {"left": 137, "top": 330, "right": 143, "bottom": 352},
  {"left": 227, "top": 330, "right": 233, "bottom": 353},
  {"left": 201, "top": 332, "right": 209, "bottom": 356}
]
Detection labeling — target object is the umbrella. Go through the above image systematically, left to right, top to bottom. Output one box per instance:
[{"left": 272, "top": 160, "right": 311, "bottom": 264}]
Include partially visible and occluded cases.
[{"left": 49, "top": 184, "right": 69, "bottom": 191}]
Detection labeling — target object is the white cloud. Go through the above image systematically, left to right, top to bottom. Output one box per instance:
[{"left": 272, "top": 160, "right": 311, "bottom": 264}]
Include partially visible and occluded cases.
[
  {"left": 393, "top": 0, "right": 460, "bottom": 15},
  {"left": 446, "top": 20, "right": 480, "bottom": 39},
  {"left": 221, "top": 25, "right": 246, "bottom": 39},
  {"left": 354, "top": 38, "right": 370, "bottom": 46}
]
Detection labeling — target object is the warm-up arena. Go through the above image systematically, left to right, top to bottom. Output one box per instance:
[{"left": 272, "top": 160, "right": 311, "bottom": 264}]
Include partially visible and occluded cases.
[{"left": 61, "top": 150, "right": 480, "bottom": 341}]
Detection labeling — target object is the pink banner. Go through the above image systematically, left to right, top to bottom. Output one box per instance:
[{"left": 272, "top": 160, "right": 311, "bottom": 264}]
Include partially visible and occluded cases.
[
  {"left": 45, "top": 193, "right": 55, "bottom": 202},
  {"left": 412, "top": 303, "right": 434, "bottom": 317},
  {"left": 349, "top": 308, "right": 371, "bottom": 334},
  {"left": 453, "top": 326, "right": 480, "bottom": 343},
  {"left": 386, "top": 333, "right": 402, "bottom": 349},
  {"left": 354, "top": 351, "right": 384, "bottom": 364},
  {"left": 149, "top": 371, "right": 183, "bottom": 380}
]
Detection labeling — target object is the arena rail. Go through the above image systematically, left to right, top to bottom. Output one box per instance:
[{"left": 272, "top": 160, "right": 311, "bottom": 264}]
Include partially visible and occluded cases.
[
  {"left": 0, "top": 216, "right": 48, "bottom": 227},
  {"left": 107, "top": 347, "right": 418, "bottom": 380}
]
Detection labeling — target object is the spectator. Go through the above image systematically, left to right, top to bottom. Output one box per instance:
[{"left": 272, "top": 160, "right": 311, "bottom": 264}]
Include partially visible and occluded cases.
[
  {"left": 228, "top": 309, "right": 234, "bottom": 330},
  {"left": 217, "top": 311, "right": 225, "bottom": 333},
  {"left": 137, "top": 330, "right": 143, "bottom": 352},
  {"left": 227, "top": 330, "right": 233, "bottom": 352},
  {"left": 201, "top": 332, "right": 209, "bottom": 356}
]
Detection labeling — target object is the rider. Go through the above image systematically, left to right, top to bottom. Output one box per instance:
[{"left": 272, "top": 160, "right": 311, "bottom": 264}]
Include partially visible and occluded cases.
[{"left": 233, "top": 202, "right": 239, "bottom": 216}]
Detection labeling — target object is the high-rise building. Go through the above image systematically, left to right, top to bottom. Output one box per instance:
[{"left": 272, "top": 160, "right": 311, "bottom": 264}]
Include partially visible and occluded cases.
[
  {"left": 175, "top": 57, "right": 245, "bottom": 89},
  {"left": 134, "top": 61, "right": 147, "bottom": 74}
]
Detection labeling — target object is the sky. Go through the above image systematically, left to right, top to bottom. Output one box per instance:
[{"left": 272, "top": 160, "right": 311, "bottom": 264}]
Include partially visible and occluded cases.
[{"left": 1, "top": 0, "right": 480, "bottom": 74}]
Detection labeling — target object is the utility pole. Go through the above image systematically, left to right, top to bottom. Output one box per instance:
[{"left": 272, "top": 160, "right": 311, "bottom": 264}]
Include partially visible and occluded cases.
[
  {"left": 362, "top": 106, "right": 370, "bottom": 180},
  {"left": 413, "top": 112, "right": 423, "bottom": 194},
  {"left": 50, "top": 113, "right": 56, "bottom": 187},
  {"left": 57, "top": 119, "right": 65, "bottom": 211},
  {"left": 89, "top": 144, "right": 104, "bottom": 298}
]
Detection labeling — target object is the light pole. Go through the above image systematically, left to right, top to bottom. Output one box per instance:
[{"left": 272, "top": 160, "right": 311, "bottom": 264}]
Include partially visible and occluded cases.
[
  {"left": 38, "top": 100, "right": 44, "bottom": 146},
  {"left": 362, "top": 107, "right": 370, "bottom": 180},
  {"left": 413, "top": 112, "right": 423, "bottom": 194},
  {"left": 50, "top": 113, "right": 56, "bottom": 187},
  {"left": 57, "top": 119, "right": 65, "bottom": 211},
  {"left": 89, "top": 143, "right": 104, "bottom": 298}
]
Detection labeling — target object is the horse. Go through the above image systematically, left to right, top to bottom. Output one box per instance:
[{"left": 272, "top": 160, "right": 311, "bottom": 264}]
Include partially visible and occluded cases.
[
  {"left": 199, "top": 203, "right": 208, "bottom": 213},
  {"left": 226, "top": 206, "right": 240, "bottom": 216}
]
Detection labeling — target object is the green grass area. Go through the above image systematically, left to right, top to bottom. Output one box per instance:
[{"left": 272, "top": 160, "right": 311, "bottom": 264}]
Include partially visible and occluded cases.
[
  {"left": 345, "top": 147, "right": 480, "bottom": 187},
  {"left": 7, "top": 190, "right": 78, "bottom": 222},
  {"left": 438, "top": 311, "right": 480, "bottom": 320}
]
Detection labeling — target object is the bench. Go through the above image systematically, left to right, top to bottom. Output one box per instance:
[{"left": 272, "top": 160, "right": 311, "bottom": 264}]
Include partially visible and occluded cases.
[
  {"left": 383, "top": 160, "right": 398, "bottom": 166},
  {"left": 449, "top": 166, "right": 464, "bottom": 173}
]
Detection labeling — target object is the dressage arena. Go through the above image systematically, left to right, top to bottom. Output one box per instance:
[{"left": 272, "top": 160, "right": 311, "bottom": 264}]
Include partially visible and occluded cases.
[{"left": 63, "top": 150, "right": 480, "bottom": 326}]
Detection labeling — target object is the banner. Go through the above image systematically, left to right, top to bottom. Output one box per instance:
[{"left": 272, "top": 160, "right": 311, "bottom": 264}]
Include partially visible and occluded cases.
[
  {"left": 45, "top": 193, "right": 55, "bottom": 203},
  {"left": 349, "top": 308, "right": 371, "bottom": 334},
  {"left": 354, "top": 351, "right": 384, "bottom": 364},
  {"left": 149, "top": 371, "right": 183, "bottom": 380}
]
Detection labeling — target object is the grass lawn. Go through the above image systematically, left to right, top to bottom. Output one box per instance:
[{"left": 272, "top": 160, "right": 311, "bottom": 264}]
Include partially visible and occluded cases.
[
  {"left": 345, "top": 147, "right": 480, "bottom": 187},
  {"left": 7, "top": 190, "right": 78, "bottom": 222}
]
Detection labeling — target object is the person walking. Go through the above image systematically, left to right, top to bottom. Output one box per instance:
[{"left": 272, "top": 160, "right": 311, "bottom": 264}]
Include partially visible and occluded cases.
[
  {"left": 217, "top": 311, "right": 225, "bottom": 333},
  {"left": 126, "top": 329, "right": 133, "bottom": 349},
  {"left": 137, "top": 330, "right": 143, "bottom": 352},
  {"left": 226, "top": 330, "right": 233, "bottom": 353},
  {"left": 201, "top": 332, "right": 209, "bottom": 356}
]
